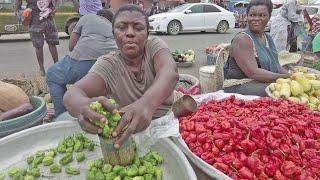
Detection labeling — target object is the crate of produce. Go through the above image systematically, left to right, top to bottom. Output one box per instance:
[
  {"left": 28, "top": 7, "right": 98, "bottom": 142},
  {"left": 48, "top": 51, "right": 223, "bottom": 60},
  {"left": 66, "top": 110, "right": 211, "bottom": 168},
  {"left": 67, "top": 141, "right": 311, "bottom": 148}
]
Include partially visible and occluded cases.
[
  {"left": 171, "top": 49, "right": 195, "bottom": 67},
  {"left": 172, "top": 92, "right": 320, "bottom": 179},
  {"left": 0, "top": 121, "right": 197, "bottom": 180}
]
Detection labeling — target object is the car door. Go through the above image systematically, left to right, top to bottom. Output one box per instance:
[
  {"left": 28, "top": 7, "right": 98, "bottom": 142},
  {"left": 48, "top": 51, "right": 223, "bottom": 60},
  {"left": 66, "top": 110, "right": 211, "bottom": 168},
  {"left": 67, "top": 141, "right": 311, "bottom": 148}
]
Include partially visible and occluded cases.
[
  {"left": 182, "top": 4, "right": 205, "bottom": 31},
  {"left": 203, "top": 4, "right": 223, "bottom": 30}
]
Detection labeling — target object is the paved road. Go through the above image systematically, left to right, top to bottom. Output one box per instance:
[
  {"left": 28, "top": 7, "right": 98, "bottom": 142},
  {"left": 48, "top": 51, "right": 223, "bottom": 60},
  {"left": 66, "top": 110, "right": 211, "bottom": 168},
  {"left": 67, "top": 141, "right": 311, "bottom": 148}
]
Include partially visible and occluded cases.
[{"left": 0, "top": 29, "right": 241, "bottom": 79}]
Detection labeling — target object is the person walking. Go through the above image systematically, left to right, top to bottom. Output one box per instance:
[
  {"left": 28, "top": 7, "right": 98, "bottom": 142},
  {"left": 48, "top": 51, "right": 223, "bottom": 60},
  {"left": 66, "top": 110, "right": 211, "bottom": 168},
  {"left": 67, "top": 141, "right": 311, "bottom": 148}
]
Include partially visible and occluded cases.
[
  {"left": 15, "top": 0, "right": 59, "bottom": 76},
  {"left": 270, "top": 0, "right": 305, "bottom": 51},
  {"left": 46, "top": 9, "right": 117, "bottom": 119}
]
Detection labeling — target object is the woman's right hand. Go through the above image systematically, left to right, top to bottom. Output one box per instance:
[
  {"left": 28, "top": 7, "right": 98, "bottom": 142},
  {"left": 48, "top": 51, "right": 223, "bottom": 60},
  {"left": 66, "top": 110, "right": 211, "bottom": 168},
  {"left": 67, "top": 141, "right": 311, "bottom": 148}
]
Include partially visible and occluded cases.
[{"left": 78, "top": 96, "right": 117, "bottom": 134}]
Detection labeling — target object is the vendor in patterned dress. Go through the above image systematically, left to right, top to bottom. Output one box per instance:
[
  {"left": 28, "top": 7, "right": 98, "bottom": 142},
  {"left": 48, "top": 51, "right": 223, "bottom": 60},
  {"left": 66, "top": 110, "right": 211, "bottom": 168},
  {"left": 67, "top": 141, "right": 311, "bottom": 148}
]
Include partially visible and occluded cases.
[
  {"left": 223, "top": 0, "right": 290, "bottom": 96},
  {"left": 63, "top": 5, "right": 178, "bottom": 148}
]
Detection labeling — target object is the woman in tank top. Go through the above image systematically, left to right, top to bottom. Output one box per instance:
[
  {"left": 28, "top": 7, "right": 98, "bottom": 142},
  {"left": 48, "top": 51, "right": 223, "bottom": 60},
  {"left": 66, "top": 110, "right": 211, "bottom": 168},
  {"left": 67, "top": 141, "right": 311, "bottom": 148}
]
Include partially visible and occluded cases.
[{"left": 223, "top": 0, "right": 290, "bottom": 96}]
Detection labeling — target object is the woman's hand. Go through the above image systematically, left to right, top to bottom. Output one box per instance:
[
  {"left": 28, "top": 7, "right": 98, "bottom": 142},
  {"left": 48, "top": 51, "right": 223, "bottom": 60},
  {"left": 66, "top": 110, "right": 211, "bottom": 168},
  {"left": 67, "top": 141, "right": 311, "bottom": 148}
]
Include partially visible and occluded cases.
[
  {"left": 78, "top": 96, "right": 117, "bottom": 134},
  {"left": 112, "top": 100, "right": 154, "bottom": 149}
]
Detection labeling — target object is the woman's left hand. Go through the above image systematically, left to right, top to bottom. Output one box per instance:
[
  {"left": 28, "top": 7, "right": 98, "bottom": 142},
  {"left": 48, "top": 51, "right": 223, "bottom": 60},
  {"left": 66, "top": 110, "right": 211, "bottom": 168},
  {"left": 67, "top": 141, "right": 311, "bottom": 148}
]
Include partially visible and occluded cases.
[{"left": 112, "top": 100, "right": 154, "bottom": 148}]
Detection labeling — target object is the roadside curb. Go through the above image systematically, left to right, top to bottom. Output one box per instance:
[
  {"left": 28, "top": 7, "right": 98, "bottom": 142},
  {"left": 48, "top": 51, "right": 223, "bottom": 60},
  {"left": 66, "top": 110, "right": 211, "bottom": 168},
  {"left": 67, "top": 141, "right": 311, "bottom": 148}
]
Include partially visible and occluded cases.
[{"left": 0, "top": 32, "right": 69, "bottom": 42}]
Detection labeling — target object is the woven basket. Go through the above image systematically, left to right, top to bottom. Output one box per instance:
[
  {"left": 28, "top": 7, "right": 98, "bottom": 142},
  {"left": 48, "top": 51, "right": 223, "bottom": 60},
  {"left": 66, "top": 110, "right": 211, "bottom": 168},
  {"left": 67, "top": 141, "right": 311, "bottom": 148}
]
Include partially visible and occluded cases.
[
  {"left": 211, "top": 44, "right": 253, "bottom": 91},
  {"left": 33, "top": 75, "right": 49, "bottom": 94},
  {"left": 1, "top": 78, "right": 38, "bottom": 96}
]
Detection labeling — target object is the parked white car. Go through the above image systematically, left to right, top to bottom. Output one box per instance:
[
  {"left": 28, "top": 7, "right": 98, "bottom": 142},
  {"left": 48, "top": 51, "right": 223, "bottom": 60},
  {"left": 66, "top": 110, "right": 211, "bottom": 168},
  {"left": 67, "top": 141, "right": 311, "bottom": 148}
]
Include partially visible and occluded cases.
[{"left": 148, "top": 3, "right": 235, "bottom": 35}]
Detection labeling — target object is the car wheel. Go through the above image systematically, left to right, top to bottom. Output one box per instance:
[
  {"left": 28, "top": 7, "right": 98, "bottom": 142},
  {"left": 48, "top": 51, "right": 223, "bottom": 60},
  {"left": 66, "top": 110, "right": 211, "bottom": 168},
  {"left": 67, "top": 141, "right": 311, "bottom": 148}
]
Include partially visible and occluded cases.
[
  {"left": 67, "top": 20, "right": 78, "bottom": 35},
  {"left": 167, "top": 20, "right": 181, "bottom": 35},
  {"left": 217, "top": 21, "right": 229, "bottom": 34}
]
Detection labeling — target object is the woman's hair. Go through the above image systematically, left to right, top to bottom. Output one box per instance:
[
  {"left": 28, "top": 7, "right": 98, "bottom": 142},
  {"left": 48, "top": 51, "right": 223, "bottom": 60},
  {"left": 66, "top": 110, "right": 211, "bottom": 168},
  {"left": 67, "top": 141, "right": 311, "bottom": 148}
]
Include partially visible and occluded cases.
[
  {"left": 246, "top": 0, "right": 273, "bottom": 16},
  {"left": 112, "top": 4, "right": 149, "bottom": 32},
  {"left": 97, "top": 9, "right": 114, "bottom": 22}
]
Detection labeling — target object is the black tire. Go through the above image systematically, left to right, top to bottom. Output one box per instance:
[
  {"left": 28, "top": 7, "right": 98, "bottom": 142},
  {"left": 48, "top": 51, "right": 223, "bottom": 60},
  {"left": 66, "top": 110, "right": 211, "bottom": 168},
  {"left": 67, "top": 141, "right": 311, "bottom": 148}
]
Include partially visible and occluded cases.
[
  {"left": 67, "top": 20, "right": 78, "bottom": 35},
  {"left": 167, "top": 20, "right": 181, "bottom": 35},
  {"left": 217, "top": 21, "right": 229, "bottom": 34}
]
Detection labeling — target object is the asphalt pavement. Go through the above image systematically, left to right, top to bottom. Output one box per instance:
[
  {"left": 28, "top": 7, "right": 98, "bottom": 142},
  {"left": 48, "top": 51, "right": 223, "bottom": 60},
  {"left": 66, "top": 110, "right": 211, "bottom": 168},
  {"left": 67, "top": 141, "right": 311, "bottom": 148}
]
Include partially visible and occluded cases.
[{"left": 0, "top": 29, "right": 241, "bottom": 78}]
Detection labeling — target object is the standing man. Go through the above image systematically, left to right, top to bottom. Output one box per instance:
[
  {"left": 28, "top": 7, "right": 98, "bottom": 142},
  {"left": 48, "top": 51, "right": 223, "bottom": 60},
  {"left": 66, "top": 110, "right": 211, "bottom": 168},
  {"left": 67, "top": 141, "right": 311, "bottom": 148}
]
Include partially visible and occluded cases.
[
  {"left": 15, "top": 0, "right": 59, "bottom": 76},
  {"left": 270, "top": 0, "right": 305, "bottom": 51},
  {"left": 46, "top": 9, "right": 117, "bottom": 118}
]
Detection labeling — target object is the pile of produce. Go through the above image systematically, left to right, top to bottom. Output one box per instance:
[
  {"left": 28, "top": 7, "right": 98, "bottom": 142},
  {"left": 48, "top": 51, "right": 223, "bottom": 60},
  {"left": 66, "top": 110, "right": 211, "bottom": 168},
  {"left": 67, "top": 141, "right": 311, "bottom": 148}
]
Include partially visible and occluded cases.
[
  {"left": 171, "top": 49, "right": 195, "bottom": 63},
  {"left": 268, "top": 67, "right": 320, "bottom": 111},
  {"left": 179, "top": 96, "right": 320, "bottom": 179},
  {"left": 0, "top": 132, "right": 165, "bottom": 180},
  {"left": 0, "top": 132, "right": 95, "bottom": 180},
  {"left": 86, "top": 151, "right": 164, "bottom": 180}
]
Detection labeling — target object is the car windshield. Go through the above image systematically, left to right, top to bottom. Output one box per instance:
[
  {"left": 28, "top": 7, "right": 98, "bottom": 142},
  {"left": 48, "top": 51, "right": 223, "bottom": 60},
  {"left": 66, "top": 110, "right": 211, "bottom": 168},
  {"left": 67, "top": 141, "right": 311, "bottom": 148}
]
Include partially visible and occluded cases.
[{"left": 169, "top": 4, "right": 190, "bottom": 12}]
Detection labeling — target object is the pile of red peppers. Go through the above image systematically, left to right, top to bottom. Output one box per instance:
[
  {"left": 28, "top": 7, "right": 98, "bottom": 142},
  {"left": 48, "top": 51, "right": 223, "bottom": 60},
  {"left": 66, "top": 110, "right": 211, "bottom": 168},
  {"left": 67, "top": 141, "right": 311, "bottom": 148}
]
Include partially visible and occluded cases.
[{"left": 179, "top": 96, "right": 320, "bottom": 179}]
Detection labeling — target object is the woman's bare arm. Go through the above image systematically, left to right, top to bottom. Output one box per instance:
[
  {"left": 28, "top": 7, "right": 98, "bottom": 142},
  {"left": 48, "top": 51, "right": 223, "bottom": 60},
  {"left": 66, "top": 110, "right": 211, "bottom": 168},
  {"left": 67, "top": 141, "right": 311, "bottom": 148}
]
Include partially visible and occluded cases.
[
  {"left": 231, "top": 34, "right": 290, "bottom": 83},
  {"left": 63, "top": 73, "right": 107, "bottom": 117}
]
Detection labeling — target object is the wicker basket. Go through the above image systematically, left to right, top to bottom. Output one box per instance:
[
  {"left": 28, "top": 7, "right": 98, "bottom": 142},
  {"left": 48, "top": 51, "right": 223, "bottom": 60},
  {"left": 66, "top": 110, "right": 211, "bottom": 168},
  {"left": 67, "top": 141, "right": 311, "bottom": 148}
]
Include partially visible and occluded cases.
[
  {"left": 211, "top": 44, "right": 253, "bottom": 91},
  {"left": 1, "top": 75, "right": 49, "bottom": 96},
  {"left": 1, "top": 78, "right": 38, "bottom": 96},
  {"left": 99, "top": 136, "right": 136, "bottom": 166}
]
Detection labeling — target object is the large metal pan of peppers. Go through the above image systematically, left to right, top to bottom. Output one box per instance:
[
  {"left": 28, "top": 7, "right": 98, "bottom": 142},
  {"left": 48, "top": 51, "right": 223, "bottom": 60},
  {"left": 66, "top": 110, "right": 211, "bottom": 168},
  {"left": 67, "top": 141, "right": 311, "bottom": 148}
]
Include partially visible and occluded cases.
[{"left": 173, "top": 93, "right": 320, "bottom": 179}]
